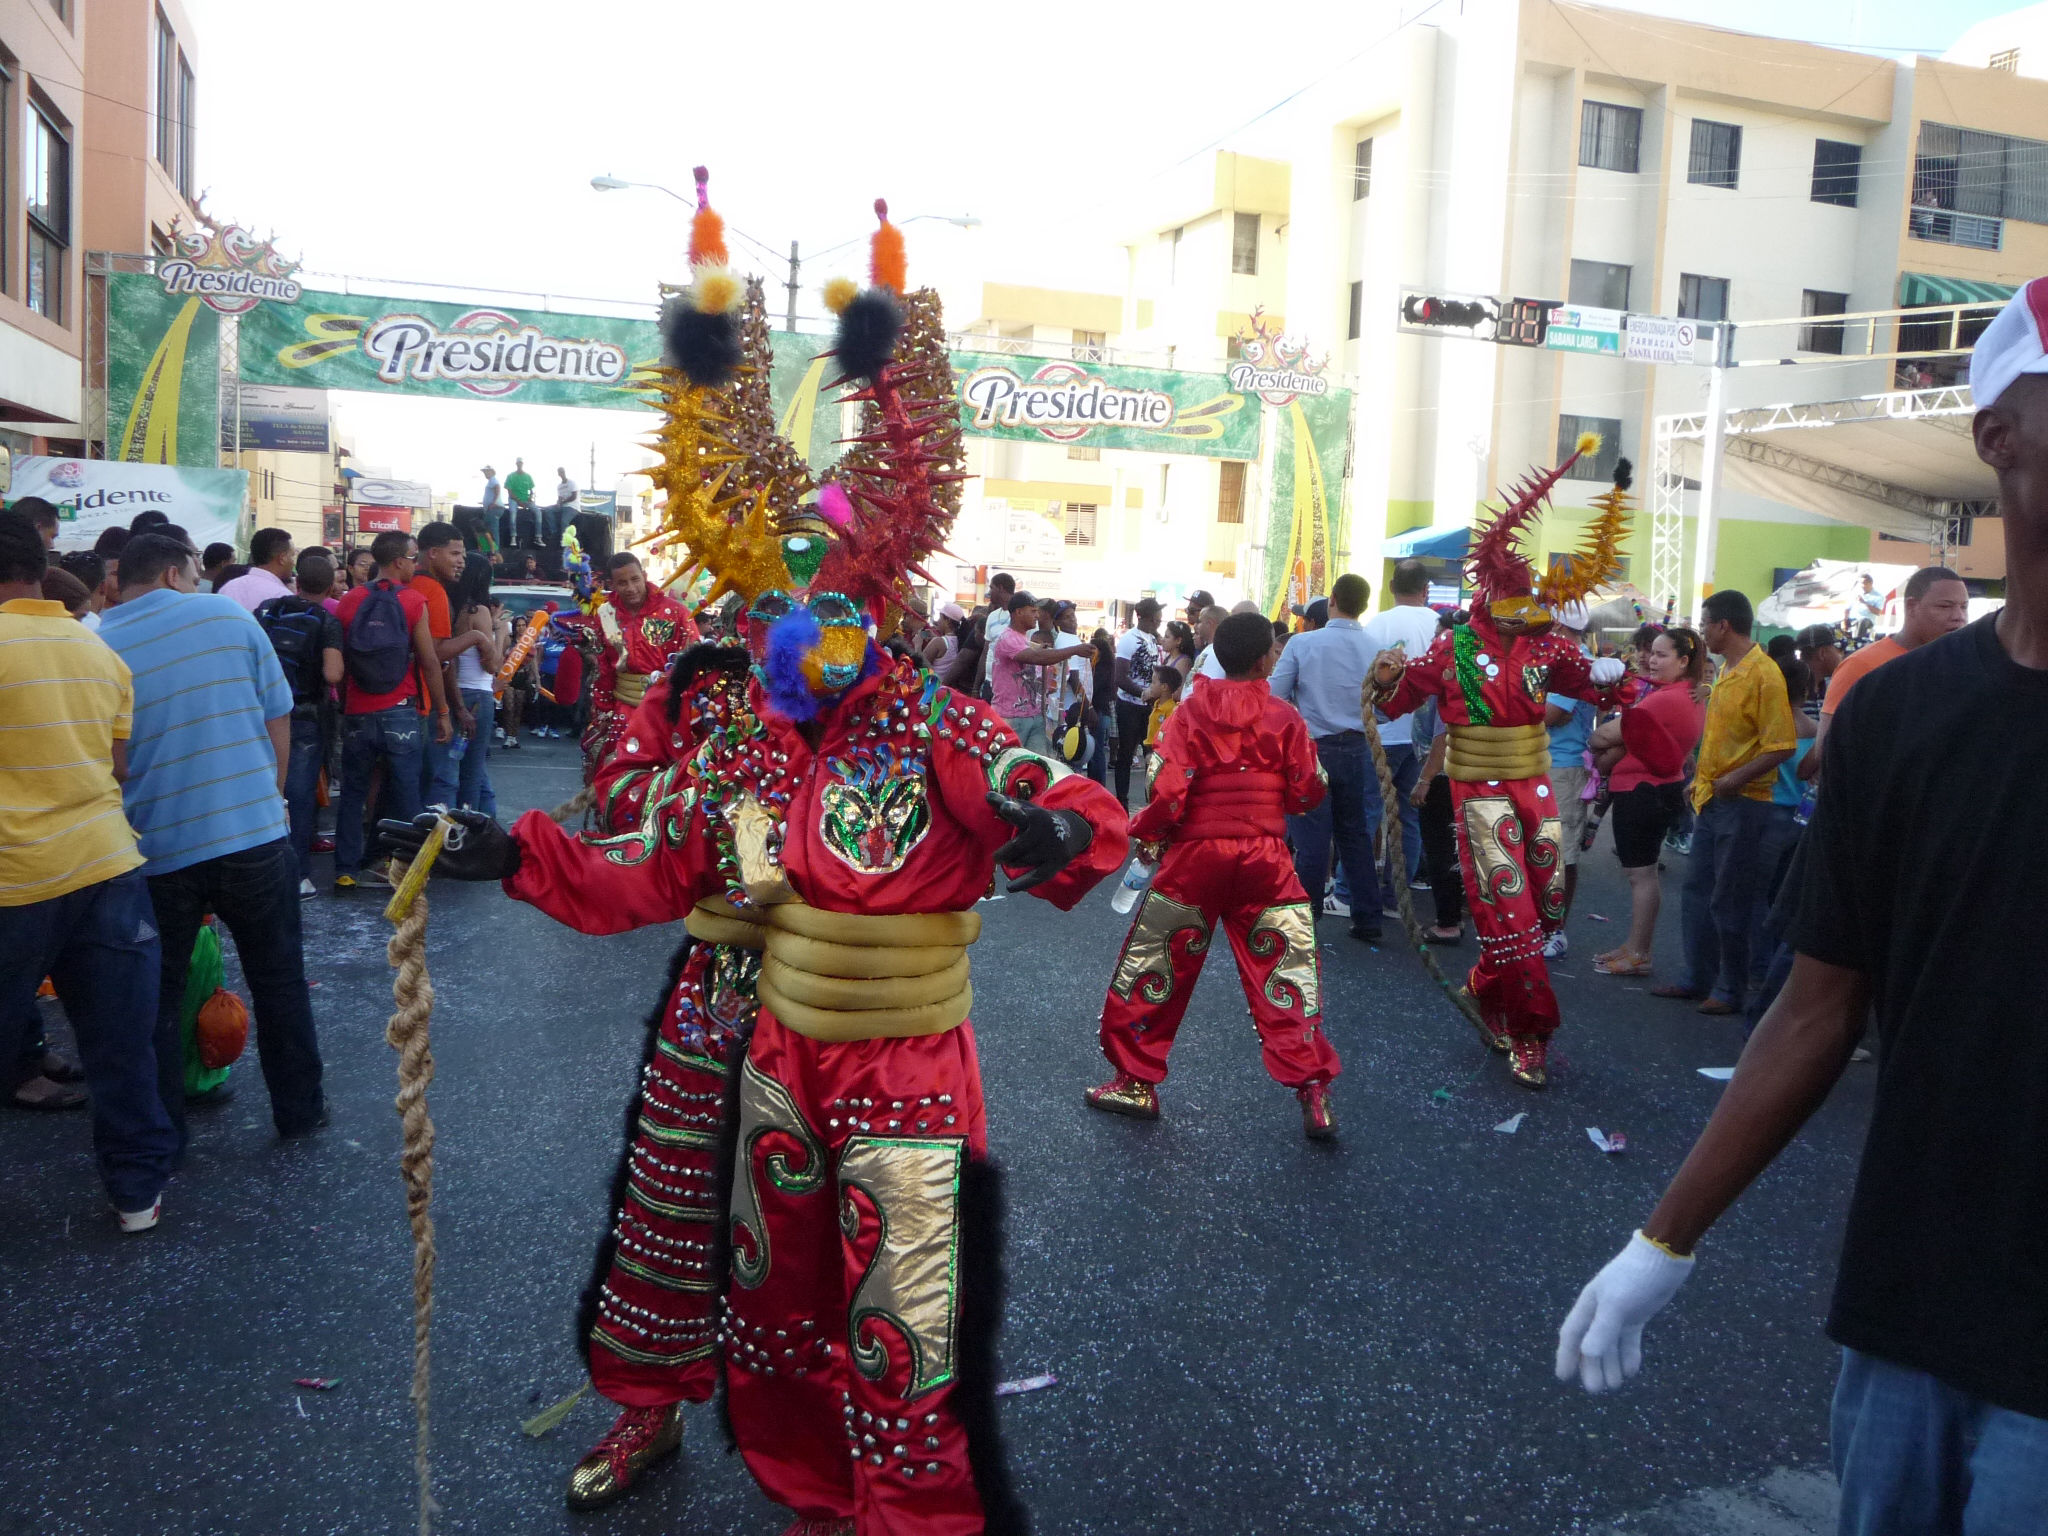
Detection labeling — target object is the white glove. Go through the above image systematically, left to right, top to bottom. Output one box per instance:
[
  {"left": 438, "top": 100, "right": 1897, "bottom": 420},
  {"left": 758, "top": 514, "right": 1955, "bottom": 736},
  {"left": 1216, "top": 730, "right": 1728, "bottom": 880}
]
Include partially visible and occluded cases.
[
  {"left": 1588, "top": 656, "right": 1627, "bottom": 686},
  {"left": 1555, "top": 1231, "right": 1695, "bottom": 1393}
]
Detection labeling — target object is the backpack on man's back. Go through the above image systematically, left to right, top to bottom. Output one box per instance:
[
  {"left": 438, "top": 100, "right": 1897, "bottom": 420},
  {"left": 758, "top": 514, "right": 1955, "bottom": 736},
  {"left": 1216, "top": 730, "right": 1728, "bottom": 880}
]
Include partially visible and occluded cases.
[
  {"left": 344, "top": 581, "right": 414, "bottom": 697},
  {"left": 254, "top": 595, "right": 329, "bottom": 711}
]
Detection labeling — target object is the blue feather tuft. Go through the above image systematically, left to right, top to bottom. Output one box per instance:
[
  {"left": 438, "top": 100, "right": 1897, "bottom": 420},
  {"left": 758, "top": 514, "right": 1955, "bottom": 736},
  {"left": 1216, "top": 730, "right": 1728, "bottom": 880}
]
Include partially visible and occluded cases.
[{"left": 762, "top": 608, "right": 823, "bottom": 722}]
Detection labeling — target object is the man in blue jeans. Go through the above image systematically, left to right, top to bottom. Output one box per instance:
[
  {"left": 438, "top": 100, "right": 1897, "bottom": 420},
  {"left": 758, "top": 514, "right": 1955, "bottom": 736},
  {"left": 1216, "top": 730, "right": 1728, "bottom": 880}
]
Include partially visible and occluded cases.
[
  {"left": 1556, "top": 283, "right": 2048, "bottom": 1532},
  {"left": 0, "top": 511, "right": 176, "bottom": 1231},
  {"left": 331, "top": 530, "right": 451, "bottom": 892},
  {"left": 99, "top": 534, "right": 327, "bottom": 1146},
  {"left": 257, "top": 549, "right": 345, "bottom": 894},
  {"left": 1270, "top": 574, "right": 1383, "bottom": 942}
]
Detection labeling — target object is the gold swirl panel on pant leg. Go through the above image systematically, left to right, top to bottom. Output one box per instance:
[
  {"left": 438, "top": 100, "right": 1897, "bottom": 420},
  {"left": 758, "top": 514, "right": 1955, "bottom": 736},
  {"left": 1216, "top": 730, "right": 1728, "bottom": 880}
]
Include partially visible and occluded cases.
[
  {"left": 1460, "top": 794, "right": 1526, "bottom": 906},
  {"left": 1531, "top": 815, "right": 1565, "bottom": 923},
  {"left": 1109, "top": 890, "right": 1210, "bottom": 1006},
  {"left": 1247, "top": 902, "right": 1321, "bottom": 1018},
  {"left": 730, "top": 1057, "right": 827, "bottom": 1290},
  {"left": 837, "top": 1136, "right": 965, "bottom": 1400}
]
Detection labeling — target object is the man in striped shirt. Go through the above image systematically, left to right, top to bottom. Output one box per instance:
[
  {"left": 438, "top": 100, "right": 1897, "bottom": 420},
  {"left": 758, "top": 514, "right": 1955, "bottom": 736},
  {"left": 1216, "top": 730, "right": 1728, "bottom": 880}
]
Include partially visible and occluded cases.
[
  {"left": 0, "top": 511, "right": 176, "bottom": 1232},
  {"left": 99, "top": 535, "right": 326, "bottom": 1150}
]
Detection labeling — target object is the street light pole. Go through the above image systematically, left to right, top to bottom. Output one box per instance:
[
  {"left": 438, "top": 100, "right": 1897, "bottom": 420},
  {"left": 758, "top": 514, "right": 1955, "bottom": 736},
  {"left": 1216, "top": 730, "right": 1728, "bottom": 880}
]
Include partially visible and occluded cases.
[{"left": 786, "top": 241, "right": 800, "bottom": 334}]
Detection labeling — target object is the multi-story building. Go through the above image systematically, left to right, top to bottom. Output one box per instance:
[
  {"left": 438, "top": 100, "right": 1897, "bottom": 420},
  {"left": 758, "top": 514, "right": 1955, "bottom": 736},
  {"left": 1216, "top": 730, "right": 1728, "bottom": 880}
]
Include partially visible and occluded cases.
[
  {"left": 0, "top": 0, "right": 198, "bottom": 464},
  {"left": 1190, "top": 0, "right": 2048, "bottom": 608}
]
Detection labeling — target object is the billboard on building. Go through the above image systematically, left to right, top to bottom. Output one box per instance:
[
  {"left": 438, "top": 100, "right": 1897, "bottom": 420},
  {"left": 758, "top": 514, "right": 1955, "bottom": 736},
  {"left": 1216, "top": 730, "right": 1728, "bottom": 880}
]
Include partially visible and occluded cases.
[
  {"left": 236, "top": 384, "right": 331, "bottom": 452},
  {"left": 13, "top": 458, "right": 248, "bottom": 554}
]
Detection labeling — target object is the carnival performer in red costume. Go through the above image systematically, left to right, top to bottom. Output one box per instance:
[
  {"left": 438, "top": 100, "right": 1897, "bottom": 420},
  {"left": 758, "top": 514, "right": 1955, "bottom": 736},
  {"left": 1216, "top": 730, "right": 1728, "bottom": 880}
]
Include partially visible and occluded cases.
[
  {"left": 387, "top": 187, "right": 1127, "bottom": 1536},
  {"left": 1367, "top": 440, "right": 1633, "bottom": 1087},
  {"left": 583, "top": 549, "right": 701, "bottom": 779},
  {"left": 1085, "top": 611, "right": 1342, "bottom": 1138}
]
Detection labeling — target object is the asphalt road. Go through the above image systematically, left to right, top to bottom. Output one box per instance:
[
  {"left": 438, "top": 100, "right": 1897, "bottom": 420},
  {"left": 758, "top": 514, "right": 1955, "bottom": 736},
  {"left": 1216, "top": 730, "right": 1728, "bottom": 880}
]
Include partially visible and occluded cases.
[{"left": 0, "top": 737, "right": 1870, "bottom": 1536}]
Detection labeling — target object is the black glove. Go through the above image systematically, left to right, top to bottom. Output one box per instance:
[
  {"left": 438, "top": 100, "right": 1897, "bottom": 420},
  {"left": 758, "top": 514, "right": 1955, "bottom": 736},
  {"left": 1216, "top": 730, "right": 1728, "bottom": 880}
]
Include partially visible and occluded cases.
[
  {"left": 987, "top": 790, "right": 1093, "bottom": 894},
  {"left": 375, "top": 809, "right": 522, "bottom": 882}
]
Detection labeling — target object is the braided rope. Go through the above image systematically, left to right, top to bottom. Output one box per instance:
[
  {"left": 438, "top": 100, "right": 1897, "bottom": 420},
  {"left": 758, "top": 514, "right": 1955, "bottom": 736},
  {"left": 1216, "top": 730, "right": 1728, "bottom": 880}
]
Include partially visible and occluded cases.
[
  {"left": 1361, "top": 713, "right": 1485, "bottom": 1032},
  {"left": 549, "top": 784, "right": 597, "bottom": 826},
  {"left": 384, "top": 859, "right": 441, "bottom": 1536}
]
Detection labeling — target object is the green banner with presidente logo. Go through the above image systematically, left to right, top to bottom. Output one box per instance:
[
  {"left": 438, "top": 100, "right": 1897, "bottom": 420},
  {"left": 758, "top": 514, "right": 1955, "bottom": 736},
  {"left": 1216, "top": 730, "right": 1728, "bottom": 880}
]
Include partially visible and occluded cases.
[
  {"left": 106, "top": 271, "right": 222, "bottom": 467},
  {"left": 950, "top": 351, "right": 1256, "bottom": 459},
  {"left": 1261, "top": 387, "right": 1354, "bottom": 618}
]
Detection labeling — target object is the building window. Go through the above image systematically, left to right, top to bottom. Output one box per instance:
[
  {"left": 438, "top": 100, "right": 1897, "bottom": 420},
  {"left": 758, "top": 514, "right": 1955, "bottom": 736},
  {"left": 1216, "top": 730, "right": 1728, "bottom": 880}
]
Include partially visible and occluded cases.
[
  {"left": 155, "top": 9, "right": 195, "bottom": 198},
  {"left": 1990, "top": 48, "right": 2019, "bottom": 72},
  {"left": 0, "top": 60, "right": 10, "bottom": 295},
  {"left": 1579, "top": 101, "right": 1642, "bottom": 173},
  {"left": 27, "top": 103, "right": 69, "bottom": 322},
  {"left": 1688, "top": 119, "right": 1742, "bottom": 189},
  {"left": 1913, "top": 122, "right": 2048, "bottom": 228},
  {"left": 1353, "top": 137, "right": 1373, "bottom": 200},
  {"left": 1811, "top": 140, "right": 1861, "bottom": 207},
  {"left": 1232, "top": 212, "right": 1259, "bottom": 276},
  {"left": 1164, "top": 225, "right": 1183, "bottom": 284},
  {"left": 1568, "top": 259, "right": 1631, "bottom": 311},
  {"left": 1678, "top": 273, "right": 1729, "bottom": 323},
  {"left": 1347, "top": 280, "right": 1363, "bottom": 340},
  {"left": 1800, "top": 290, "right": 1849, "bottom": 354},
  {"left": 1072, "top": 329, "right": 1105, "bottom": 362},
  {"left": 1557, "top": 415, "right": 1623, "bottom": 481},
  {"left": 1067, "top": 445, "right": 1101, "bottom": 462},
  {"left": 1216, "top": 462, "right": 1247, "bottom": 525},
  {"left": 1064, "top": 503, "right": 1098, "bottom": 547}
]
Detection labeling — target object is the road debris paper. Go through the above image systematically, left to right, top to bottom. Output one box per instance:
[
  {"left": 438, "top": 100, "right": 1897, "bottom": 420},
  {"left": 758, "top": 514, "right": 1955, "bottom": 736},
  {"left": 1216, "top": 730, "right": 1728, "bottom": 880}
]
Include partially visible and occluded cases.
[
  {"left": 1698, "top": 1066, "right": 1737, "bottom": 1081},
  {"left": 1493, "top": 1113, "right": 1527, "bottom": 1134},
  {"left": 1585, "top": 1127, "right": 1627, "bottom": 1154},
  {"left": 995, "top": 1374, "right": 1057, "bottom": 1396}
]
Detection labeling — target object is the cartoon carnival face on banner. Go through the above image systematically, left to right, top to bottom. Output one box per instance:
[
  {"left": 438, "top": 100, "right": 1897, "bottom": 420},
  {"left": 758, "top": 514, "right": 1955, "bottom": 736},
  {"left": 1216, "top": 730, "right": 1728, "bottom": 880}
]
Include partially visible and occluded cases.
[{"left": 1229, "top": 309, "right": 1351, "bottom": 619}]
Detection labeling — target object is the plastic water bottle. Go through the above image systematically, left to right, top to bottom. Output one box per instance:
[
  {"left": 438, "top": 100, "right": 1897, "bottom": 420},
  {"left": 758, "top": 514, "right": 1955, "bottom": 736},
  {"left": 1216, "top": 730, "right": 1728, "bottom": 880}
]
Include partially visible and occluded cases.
[
  {"left": 449, "top": 732, "right": 468, "bottom": 764},
  {"left": 1794, "top": 781, "right": 1818, "bottom": 827},
  {"left": 1109, "top": 857, "right": 1155, "bottom": 915}
]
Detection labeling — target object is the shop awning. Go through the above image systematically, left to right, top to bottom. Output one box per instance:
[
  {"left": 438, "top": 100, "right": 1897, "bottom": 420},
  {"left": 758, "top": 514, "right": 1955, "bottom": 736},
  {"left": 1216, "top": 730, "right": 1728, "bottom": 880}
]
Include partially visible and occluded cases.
[
  {"left": 1898, "top": 273, "right": 2017, "bottom": 308},
  {"left": 1381, "top": 524, "right": 1469, "bottom": 559}
]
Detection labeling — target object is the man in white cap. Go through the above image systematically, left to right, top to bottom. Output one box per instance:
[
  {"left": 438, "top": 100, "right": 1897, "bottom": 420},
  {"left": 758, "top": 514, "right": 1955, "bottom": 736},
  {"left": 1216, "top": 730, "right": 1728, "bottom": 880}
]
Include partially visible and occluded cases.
[{"left": 1554, "top": 280, "right": 2048, "bottom": 1529}]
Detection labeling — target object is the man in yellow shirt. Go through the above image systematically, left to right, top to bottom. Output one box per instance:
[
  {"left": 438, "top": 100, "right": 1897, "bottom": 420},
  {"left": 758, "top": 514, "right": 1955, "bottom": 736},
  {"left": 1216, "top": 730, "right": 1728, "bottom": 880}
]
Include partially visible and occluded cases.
[
  {"left": 0, "top": 510, "right": 176, "bottom": 1233},
  {"left": 1651, "top": 588, "right": 1795, "bottom": 1016}
]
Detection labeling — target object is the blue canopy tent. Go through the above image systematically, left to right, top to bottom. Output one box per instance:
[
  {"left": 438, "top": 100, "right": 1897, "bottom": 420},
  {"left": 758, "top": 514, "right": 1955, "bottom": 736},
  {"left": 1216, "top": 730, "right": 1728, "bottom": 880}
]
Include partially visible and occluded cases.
[{"left": 1380, "top": 524, "right": 1469, "bottom": 559}]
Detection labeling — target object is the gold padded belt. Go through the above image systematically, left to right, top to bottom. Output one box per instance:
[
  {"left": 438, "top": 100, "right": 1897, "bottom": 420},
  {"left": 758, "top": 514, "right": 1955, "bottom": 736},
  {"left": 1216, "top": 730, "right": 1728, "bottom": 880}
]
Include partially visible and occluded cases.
[
  {"left": 614, "top": 669, "right": 651, "bottom": 707},
  {"left": 1447, "top": 723, "right": 1551, "bottom": 782},
  {"left": 685, "top": 897, "right": 768, "bottom": 950},
  {"left": 754, "top": 901, "right": 980, "bottom": 1042}
]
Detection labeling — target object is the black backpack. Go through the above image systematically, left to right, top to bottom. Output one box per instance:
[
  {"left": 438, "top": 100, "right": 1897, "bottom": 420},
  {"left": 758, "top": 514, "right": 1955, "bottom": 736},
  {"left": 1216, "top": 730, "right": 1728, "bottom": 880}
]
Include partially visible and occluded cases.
[
  {"left": 345, "top": 581, "right": 414, "bottom": 696},
  {"left": 255, "top": 595, "right": 329, "bottom": 709}
]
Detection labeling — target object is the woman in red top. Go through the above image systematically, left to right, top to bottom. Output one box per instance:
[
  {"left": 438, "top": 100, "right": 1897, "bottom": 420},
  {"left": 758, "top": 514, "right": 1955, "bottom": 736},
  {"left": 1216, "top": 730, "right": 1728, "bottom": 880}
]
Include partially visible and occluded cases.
[{"left": 1590, "top": 626, "right": 1707, "bottom": 977}]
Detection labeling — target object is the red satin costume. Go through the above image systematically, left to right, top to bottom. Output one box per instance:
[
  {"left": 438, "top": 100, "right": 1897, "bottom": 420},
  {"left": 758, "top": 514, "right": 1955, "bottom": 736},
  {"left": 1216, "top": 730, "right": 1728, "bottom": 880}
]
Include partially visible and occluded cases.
[
  {"left": 583, "top": 588, "right": 700, "bottom": 774},
  {"left": 1378, "top": 614, "right": 1611, "bottom": 1049},
  {"left": 508, "top": 656, "right": 1127, "bottom": 1534},
  {"left": 579, "top": 666, "right": 763, "bottom": 1412},
  {"left": 1096, "top": 678, "right": 1340, "bottom": 1090}
]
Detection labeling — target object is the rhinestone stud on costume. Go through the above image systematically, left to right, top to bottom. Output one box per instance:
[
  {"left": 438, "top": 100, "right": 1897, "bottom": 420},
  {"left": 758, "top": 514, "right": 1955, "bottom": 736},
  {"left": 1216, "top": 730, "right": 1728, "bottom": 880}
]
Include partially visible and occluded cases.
[
  {"left": 1084, "top": 1071, "right": 1160, "bottom": 1120},
  {"left": 564, "top": 1402, "right": 684, "bottom": 1511}
]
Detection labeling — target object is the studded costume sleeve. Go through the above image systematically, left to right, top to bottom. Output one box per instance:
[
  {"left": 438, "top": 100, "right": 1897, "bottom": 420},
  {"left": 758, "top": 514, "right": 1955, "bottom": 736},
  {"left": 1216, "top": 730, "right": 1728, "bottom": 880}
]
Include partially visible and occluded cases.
[
  {"left": 1378, "top": 629, "right": 1452, "bottom": 721},
  {"left": 503, "top": 764, "right": 720, "bottom": 934}
]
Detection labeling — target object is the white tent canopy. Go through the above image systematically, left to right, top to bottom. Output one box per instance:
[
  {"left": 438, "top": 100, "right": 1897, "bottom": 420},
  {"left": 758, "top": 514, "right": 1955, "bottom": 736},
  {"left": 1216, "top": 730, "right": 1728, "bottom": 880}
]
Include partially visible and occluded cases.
[{"left": 1670, "top": 386, "right": 1994, "bottom": 540}]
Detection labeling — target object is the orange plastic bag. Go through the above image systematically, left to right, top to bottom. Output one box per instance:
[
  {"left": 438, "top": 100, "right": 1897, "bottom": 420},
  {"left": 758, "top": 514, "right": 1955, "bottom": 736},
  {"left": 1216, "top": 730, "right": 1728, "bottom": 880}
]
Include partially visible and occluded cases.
[{"left": 195, "top": 988, "right": 249, "bottom": 1070}]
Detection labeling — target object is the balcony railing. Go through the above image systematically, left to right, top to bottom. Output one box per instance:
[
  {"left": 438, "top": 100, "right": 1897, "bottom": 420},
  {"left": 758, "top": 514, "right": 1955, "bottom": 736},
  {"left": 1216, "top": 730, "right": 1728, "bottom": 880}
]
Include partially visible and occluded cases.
[{"left": 1908, "top": 205, "right": 2002, "bottom": 251}]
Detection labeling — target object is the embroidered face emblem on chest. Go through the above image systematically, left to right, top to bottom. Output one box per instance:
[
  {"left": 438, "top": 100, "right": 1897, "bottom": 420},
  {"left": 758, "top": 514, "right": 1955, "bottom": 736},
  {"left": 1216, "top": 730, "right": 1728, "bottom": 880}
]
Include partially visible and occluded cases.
[
  {"left": 642, "top": 616, "right": 678, "bottom": 651},
  {"left": 819, "top": 743, "right": 931, "bottom": 875}
]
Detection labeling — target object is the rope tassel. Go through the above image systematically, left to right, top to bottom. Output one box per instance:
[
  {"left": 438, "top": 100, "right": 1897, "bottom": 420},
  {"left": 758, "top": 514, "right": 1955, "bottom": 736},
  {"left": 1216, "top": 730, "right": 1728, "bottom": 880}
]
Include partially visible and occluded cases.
[{"left": 384, "top": 818, "right": 453, "bottom": 1536}]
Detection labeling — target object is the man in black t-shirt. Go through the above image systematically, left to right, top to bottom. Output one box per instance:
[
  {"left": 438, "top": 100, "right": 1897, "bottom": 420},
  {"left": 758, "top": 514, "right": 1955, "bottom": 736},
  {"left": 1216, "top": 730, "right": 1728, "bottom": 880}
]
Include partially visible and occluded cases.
[
  {"left": 1554, "top": 282, "right": 2048, "bottom": 1531},
  {"left": 258, "top": 550, "right": 345, "bottom": 893}
]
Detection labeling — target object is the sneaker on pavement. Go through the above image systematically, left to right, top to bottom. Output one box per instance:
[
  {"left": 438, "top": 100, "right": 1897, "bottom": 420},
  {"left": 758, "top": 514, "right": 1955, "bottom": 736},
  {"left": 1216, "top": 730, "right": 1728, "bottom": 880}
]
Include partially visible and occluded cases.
[
  {"left": 505, "top": 735, "right": 521, "bottom": 749},
  {"left": 311, "top": 833, "right": 336, "bottom": 853},
  {"left": 332, "top": 872, "right": 359, "bottom": 894},
  {"left": 298, "top": 877, "right": 317, "bottom": 899},
  {"left": 1322, "top": 895, "right": 1352, "bottom": 920},
  {"left": 1542, "top": 931, "right": 1568, "bottom": 960},
  {"left": 116, "top": 1196, "right": 162, "bottom": 1234}
]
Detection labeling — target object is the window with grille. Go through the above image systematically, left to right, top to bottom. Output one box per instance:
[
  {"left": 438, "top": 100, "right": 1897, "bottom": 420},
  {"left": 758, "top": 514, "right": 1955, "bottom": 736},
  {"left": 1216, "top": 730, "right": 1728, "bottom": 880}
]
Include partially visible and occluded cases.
[
  {"left": 1990, "top": 48, "right": 2019, "bottom": 72},
  {"left": 1579, "top": 102, "right": 1642, "bottom": 173},
  {"left": 27, "top": 103, "right": 69, "bottom": 322},
  {"left": 1688, "top": 119, "right": 1742, "bottom": 189},
  {"left": 1914, "top": 122, "right": 2048, "bottom": 226},
  {"left": 1354, "top": 137, "right": 1373, "bottom": 200},
  {"left": 1812, "top": 140, "right": 1861, "bottom": 207},
  {"left": 1232, "top": 213, "right": 1259, "bottom": 276},
  {"left": 1569, "top": 259, "right": 1631, "bottom": 311},
  {"left": 1678, "top": 273, "right": 1729, "bottom": 323},
  {"left": 1347, "top": 281, "right": 1363, "bottom": 340},
  {"left": 1801, "top": 290, "right": 1849, "bottom": 355},
  {"left": 1072, "top": 329, "right": 1105, "bottom": 361},
  {"left": 1557, "top": 415, "right": 1623, "bottom": 482},
  {"left": 1067, "top": 445, "right": 1101, "bottom": 462},
  {"left": 1216, "top": 462, "right": 1247, "bottom": 525},
  {"left": 1063, "top": 503, "right": 1098, "bottom": 547}
]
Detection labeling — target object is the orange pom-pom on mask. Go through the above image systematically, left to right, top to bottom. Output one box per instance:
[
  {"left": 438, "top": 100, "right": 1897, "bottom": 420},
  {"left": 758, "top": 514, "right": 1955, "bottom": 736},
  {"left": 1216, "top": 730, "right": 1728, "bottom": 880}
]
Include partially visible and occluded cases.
[
  {"left": 689, "top": 164, "right": 728, "bottom": 269},
  {"left": 869, "top": 199, "right": 906, "bottom": 295}
]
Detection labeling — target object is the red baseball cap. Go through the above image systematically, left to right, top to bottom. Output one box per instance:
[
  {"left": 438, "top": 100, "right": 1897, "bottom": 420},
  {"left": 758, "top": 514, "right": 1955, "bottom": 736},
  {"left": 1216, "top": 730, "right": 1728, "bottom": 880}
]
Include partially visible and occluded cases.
[{"left": 1969, "top": 277, "right": 2048, "bottom": 408}]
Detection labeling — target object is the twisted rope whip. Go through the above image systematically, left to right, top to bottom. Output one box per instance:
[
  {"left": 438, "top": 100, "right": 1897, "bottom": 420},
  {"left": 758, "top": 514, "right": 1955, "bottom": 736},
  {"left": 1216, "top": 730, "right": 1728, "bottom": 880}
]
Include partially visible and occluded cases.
[
  {"left": 1362, "top": 709, "right": 1486, "bottom": 1032},
  {"left": 384, "top": 824, "right": 451, "bottom": 1536}
]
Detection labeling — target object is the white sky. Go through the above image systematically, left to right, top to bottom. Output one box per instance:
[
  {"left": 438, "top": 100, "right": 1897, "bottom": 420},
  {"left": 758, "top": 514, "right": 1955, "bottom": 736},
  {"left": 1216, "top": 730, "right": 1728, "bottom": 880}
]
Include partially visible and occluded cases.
[{"left": 185, "top": 0, "right": 2004, "bottom": 499}]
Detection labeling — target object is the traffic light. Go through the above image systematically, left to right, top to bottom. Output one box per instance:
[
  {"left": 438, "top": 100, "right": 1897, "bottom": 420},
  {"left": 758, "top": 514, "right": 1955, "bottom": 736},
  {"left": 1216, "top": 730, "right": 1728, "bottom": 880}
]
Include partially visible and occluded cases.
[{"left": 1400, "top": 293, "right": 1498, "bottom": 335}]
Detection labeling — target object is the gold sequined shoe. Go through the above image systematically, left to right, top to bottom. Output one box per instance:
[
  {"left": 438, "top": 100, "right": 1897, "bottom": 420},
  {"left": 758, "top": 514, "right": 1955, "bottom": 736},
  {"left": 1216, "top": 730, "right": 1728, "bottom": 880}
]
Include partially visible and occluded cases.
[
  {"left": 1508, "top": 1036, "right": 1549, "bottom": 1089},
  {"left": 1084, "top": 1071, "right": 1160, "bottom": 1120},
  {"left": 1297, "top": 1082, "right": 1338, "bottom": 1141},
  {"left": 565, "top": 1402, "right": 683, "bottom": 1511}
]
